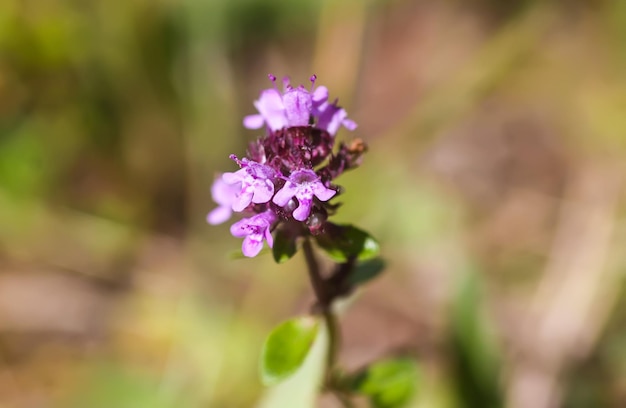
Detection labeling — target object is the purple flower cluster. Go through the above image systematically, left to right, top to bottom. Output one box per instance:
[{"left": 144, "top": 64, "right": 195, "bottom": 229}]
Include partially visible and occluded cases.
[{"left": 208, "top": 75, "right": 366, "bottom": 257}]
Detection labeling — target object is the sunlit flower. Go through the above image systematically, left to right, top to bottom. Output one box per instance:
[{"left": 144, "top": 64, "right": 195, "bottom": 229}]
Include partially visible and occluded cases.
[
  {"left": 243, "top": 75, "right": 335, "bottom": 132},
  {"left": 222, "top": 156, "right": 277, "bottom": 212},
  {"left": 273, "top": 169, "right": 336, "bottom": 221},
  {"left": 207, "top": 175, "right": 240, "bottom": 225},
  {"left": 230, "top": 210, "right": 277, "bottom": 257}
]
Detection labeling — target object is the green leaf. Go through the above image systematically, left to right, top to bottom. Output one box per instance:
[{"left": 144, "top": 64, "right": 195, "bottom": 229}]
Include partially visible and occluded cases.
[
  {"left": 315, "top": 224, "right": 379, "bottom": 263},
  {"left": 272, "top": 227, "right": 297, "bottom": 264},
  {"left": 348, "top": 258, "right": 386, "bottom": 287},
  {"left": 260, "top": 316, "right": 320, "bottom": 386},
  {"left": 256, "top": 319, "right": 328, "bottom": 408},
  {"left": 350, "top": 359, "right": 419, "bottom": 408}
]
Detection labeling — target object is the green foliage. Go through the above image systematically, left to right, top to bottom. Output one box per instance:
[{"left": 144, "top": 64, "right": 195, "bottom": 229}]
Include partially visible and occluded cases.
[
  {"left": 315, "top": 224, "right": 379, "bottom": 263},
  {"left": 272, "top": 227, "right": 298, "bottom": 263},
  {"left": 349, "top": 257, "right": 387, "bottom": 287},
  {"left": 260, "top": 316, "right": 320, "bottom": 386},
  {"left": 256, "top": 320, "right": 328, "bottom": 408},
  {"left": 349, "top": 358, "right": 419, "bottom": 408}
]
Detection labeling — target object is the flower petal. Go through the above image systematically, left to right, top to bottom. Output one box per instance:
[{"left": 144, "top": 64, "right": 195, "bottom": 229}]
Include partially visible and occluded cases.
[
  {"left": 312, "top": 86, "right": 328, "bottom": 106},
  {"left": 283, "top": 88, "right": 312, "bottom": 127},
  {"left": 254, "top": 89, "right": 287, "bottom": 131},
  {"left": 243, "top": 114, "right": 265, "bottom": 129},
  {"left": 342, "top": 118, "right": 357, "bottom": 131},
  {"left": 222, "top": 170, "right": 244, "bottom": 185},
  {"left": 211, "top": 177, "right": 238, "bottom": 206},
  {"left": 251, "top": 179, "right": 274, "bottom": 204},
  {"left": 272, "top": 183, "right": 298, "bottom": 206},
  {"left": 312, "top": 183, "right": 336, "bottom": 202},
  {"left": 232, "top": 189, "right": 254, "bottom": 212},
  {"left": 292, "top": 197, "right": 312, "bottom": 221},
  {"left": 207, "top": 206, "right": 232, "bottom": 225},
  {"left": 230, "top": 218, "right": 250, "bottom": 238},
  {"left": 264, "top": 227, "right": 274, "bottom": 248},
  {"left": 242, "top": 236, "right": 264, "bottom": 257}
]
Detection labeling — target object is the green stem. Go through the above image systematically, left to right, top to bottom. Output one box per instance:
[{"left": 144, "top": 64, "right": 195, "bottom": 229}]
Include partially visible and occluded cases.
[
  {"left": 302, "top": 237, "right": 346, "bottom": 404},
  {"left": 302, "top": 237, "right": 326, "bottom": 306},
  {"left": 323, "top": 309, "right": 339, "bottom": 378}
]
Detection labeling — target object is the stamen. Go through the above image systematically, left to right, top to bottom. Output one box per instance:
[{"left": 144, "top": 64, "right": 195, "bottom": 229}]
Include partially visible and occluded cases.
[
  {"left": 268, "top": 74, "right": 278, "bottom": 90},
  {"left": 309, "top": 74, "right": 317, "bottom": 91},
  {"left": 282, "top": 76, "right": 291, "bottom": 91},
  {"left": 229, "top": 154, "right": 245, "bottom": 167}
]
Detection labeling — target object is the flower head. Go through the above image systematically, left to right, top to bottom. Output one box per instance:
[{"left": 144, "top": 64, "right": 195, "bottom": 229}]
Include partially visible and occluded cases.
[
  {"left": 208, "top": 74, "right": 366, "bottom": 257},
  {"left": 243, "top": 74, "right": 352, "bottom": 135},
  {"left": 222, "top": 156, "right": 277, "bottom": 212},
  {"left": 273, "top": 169, "right": 336, "bottom": 221},
  {"left": 207, "top": 175, "right": 240, "bottom": 225},
  {"left": 230, "top": 210, "right": 277, "bottom": 257}
]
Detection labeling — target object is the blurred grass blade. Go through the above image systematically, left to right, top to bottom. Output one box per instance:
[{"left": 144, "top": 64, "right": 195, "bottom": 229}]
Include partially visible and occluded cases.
[{"left": 450, "top": 269, "right": 504, "bottom": 408}]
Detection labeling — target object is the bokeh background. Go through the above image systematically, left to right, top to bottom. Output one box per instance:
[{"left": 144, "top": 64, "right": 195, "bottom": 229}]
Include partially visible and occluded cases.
[{"left": 1, "top": 0, "right": 626, "bottom": 407}]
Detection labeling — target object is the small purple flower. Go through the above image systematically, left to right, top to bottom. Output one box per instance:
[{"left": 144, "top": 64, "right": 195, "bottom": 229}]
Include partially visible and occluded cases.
[
  {"left": 243, "top": 75, "right": 330, "bottom": 132},
  {"left": 283, "top": 85, "right": 312, "bottom": 127},
  {"left": 243, "top": 87, "right": 287, "bottom": 131},
  {"left": 315, "top": 100, "right": 357, "bottom": 136},
  {"left": 222, "top": 156, "right": 277, "bottom": 212},
  {"left": 273, "top": 169, "right": 336, "bottom": 221},
  {"left": 207, "top": 175, "right": 240, "bottom": 225},
  {"left": 230, "top": 210, "right": 277, "bottom": 257}
]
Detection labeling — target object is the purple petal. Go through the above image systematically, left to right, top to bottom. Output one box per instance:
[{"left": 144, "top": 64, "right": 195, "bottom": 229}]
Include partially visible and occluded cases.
[
  {"left": 312, "top": 86, "right": 328, "bottom": 106},
  {"left": 283, "top": 88, "right": 312, "bottom": 127},
  {"left": 254, "top": 89, "right": 287, "bottom": 131},
  {"left": 319, "top": 106, "right": 347, "bottom": 136},
  {"left": 243, "top": 114, "right": 265, "bottom": 129},
  {"left": 342, "top": 118, "right": 357, "bottom": 131},
  {"left": 222, "top": 170, "right": 244, "bottom": 185},
  {"left": 211, "top": 177, "right": 238, "bottom": 206},
  {"left": 251, "top": 179, "right": 274, "bottom": 204},
  {"left": 272, "top": 183, "right": 298, "bottom": 206},
  {"left": 312, "top": 183, "right": 336, "bottom": 201},
  {"left": 232, "top": 189, "right": 254, "bottom": 212},
  {"left": 293, "top": 197, "right": 312, "bottom": 221},
  {"left": 207, "top": 205, "right": 232, "bottom": 225},
  {"left": 230, "top": 218, "right": 250, "bottom": 238},
  {"left": 264, "top": 227, "right": 274, "bottom": 248},
  {"left": 242, "top": 237, "right": 264, "bottom": 257}
]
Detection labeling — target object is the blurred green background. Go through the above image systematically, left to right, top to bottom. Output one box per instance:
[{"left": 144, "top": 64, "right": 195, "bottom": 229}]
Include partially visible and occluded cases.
[{"left": 1, "top": 0, "right": 626, "bottom": 407}]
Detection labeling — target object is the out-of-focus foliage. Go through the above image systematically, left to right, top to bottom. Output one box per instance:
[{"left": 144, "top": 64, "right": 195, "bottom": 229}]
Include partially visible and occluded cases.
[
  {"left": 1, "top": 0, "right": 626, "bottom": 407},
  {"left": 260, "top": 316, "right": 320, "bottom": 386}
]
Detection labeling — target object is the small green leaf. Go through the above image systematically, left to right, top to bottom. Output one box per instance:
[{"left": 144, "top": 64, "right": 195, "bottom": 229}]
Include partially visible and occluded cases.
[
  {"left": 315, "top": 224, "right": 379, "bottom": 263},
  {"left": 272, "top": 227, "right": 297, "bottom": 264},
  {"left": 349, "top": 258, "right": 386, "bottom": 287},
  {"left": 260, "top": 316, "right": 320, "bottom": 386},
  {"left": 350, "top": 359, "right": 419, "bottom": 408}
]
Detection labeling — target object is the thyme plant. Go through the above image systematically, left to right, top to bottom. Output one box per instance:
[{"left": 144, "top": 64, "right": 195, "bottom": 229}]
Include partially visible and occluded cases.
[{"left": 208, "top": 74, "right": 416, "bottom": 407}]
